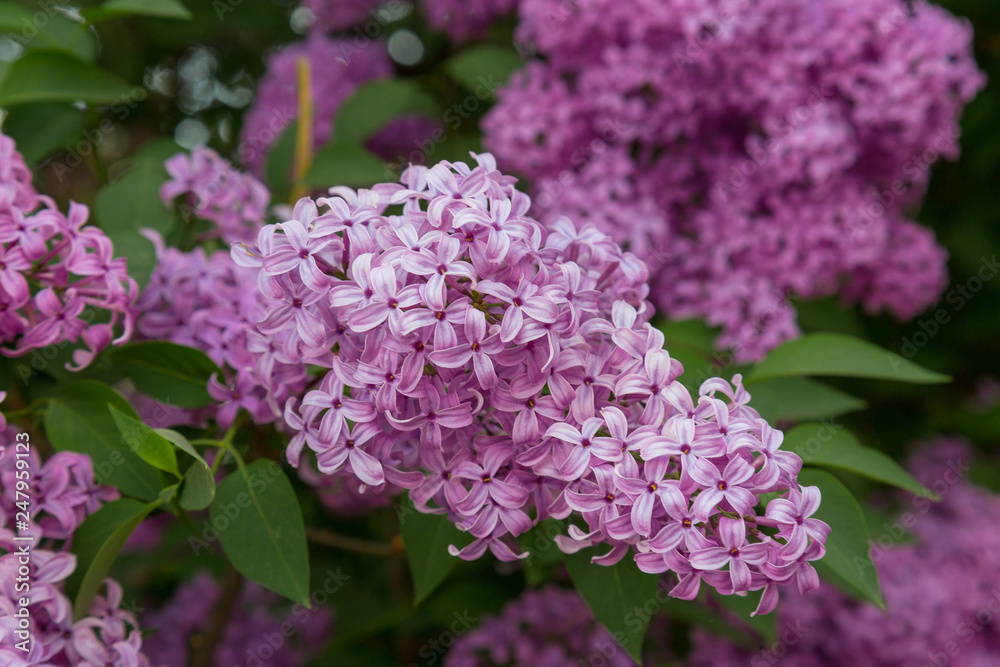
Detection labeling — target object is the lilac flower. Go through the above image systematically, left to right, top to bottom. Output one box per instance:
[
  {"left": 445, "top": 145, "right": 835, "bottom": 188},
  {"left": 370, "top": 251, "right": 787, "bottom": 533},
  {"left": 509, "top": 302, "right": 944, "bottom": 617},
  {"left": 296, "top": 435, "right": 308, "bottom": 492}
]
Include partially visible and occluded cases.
[
  {"left": 688, "top": 457, "right": 757, "bottom": 521},
  {"left": 689, "top": 518, "right": 770, "bottom": 593}
]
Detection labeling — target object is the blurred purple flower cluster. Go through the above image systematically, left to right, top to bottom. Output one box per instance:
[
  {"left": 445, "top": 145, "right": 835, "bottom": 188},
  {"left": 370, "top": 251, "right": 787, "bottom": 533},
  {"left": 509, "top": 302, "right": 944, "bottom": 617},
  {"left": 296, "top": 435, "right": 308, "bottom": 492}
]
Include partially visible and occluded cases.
[
  {"left": 423, "top": 0, "right": 519, "bottom": 40},
  {"left": 485, "top": 0, "right": 985, "bottom": 360},
  {"left": 239, "top": 31, "right": 436, "bottom": 176},
  {"left": 0, "top": 134, "right": 137, "bottom": 370},
  {"left": 161, "top": 146, "right": 270, "bottom": 244},
  {"left": 235, "top": 153, "right": 826, "bottom": 608},
  {"left": 135, "top": 233, "right": 307, "bottom": 428},
  {"left": 686, "top": 438, "right": 1000, "bottom": 666},
  {"left": 0, "top": 444, "right": 157, "bottom": 666},
  {"left": 141, "top": 571, "right": 331, "bottom": 667},
  {"left": 445, "top": 587, "right": 635, "bottom": 667}
]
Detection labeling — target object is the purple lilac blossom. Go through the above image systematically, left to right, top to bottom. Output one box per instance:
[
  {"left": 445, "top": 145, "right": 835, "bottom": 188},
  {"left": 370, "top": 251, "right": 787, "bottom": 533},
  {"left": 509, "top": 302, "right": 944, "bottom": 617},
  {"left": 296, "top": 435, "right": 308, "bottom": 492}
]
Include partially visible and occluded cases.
[
  {"left": 302, "top": 0, "right": 385, "bottom": 31},
  {"left": 423, "top": 0, "right": 519, "bottom": 40},
  {"left": 484, "top": 0, "right": 985, "bottom": 360},
  {"left": 0, "top": 134, "right": 138, "bottom": 369},
  {"left": 160, "top": 146, "right": 270, "bottom": 244},
  {"left": 235, "top": 153, "right": 827, "bottom": 610},
  {"left": 135, "top": 232, "right": 309, "bottom": 427},
  {"left": 684, "top": 438, "right": 1000, "bottom": 666},
  {"left": 0, "top": 443, "right": 158, "bottom": 666},
  {"left": 141, "top": 572, "right": 331, "bottom": 667},
  {"left": 445, "top": 587, "right": 635, "bottom": 667}
]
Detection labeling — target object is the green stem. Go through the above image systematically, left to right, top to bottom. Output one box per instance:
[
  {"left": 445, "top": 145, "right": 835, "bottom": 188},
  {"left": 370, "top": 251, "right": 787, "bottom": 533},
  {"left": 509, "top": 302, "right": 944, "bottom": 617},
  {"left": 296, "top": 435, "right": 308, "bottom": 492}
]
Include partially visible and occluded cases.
[{"left": 2, "top": 398, "right": 50, "bottom": 421}]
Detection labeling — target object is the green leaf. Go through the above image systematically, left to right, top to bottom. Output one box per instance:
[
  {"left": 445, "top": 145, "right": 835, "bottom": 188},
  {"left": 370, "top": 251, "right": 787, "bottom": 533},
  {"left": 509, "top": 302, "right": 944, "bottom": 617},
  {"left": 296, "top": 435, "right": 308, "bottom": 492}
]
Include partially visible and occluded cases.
[
  {"left": 83, "top": 0, "right": 192, "bottom": 22},
  {"left": 0, "top": 5, "right": 97, "bottom": 61},
  {"left": 445, "top": 45, "right": 522, "bottom": 98},
  {"left": 0, "top": 50, "right": 132, "bottom": 107},
  {"left": 333, "top": 79, "right": 438, "bottom": 145},
  {"left": 0, "top": 102, "right": 85, "bottom": 163},
  {"left": 304, "top": 142, "right": 393, "bottom": 189},
  {"left": 94, "top": 155, "right": 176, "bottom": 287},
  {"left": 747, "top": 332, "right": 950, "bottom": 384},
  {"left": 103, "top": 341, "right": 220, "bottom": 408},
  {"left": 746, "top": 377, "right": 867, "bottom": 422},
  {"left": 44, "top": 381, "right": 163, "bottom": 500},
  {"left": 107, "top": 405, "right": 180, "bottom": 477},
  {"left": 784, "top": 423, "right": 936, "bottom": 499},
  {"left": 154, "top": 428, "right": 215, "bottom": 510},
  {"left": 155, "top": 428, "right": 207, "bottom": 464},
  {"left": 179, "top": 458, "right": 216, "bottom": 510},
  {"left": 212, "top": 459, "right": 310, "bottom": 605},
  {"left": 797, "top": 469, "right": 884, "bottom": 608},
  {"left": 67, "top": 498, "right": 161, "bottom": 619},
  {"left": 399, "top": 499, "right": 466, "bottom": 604},
  {"left": 565, "top": 550, "right": 660, "bottom": 662}
]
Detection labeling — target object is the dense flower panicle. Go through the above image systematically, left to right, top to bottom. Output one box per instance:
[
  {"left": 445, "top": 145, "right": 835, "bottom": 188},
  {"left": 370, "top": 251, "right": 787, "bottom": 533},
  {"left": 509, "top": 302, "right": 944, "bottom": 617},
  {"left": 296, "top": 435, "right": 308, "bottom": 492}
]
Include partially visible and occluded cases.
[
  {"left": 423, "top": 0, "right": 519, "bottom": 40},
  {"left": 484, "top": 0, "right": 984, "bottom": 360},
  {"left": 0, "top": 134, "right": 138, "bottom": 369},
  {"left": 161, "top": 146, "right": 270, "bottom": 244},
  {"left": 237, "top": 154, "right": 827, "bottom": 610},
  {"left": 135, "top": 232, "right": 308, "bottom": 427},
  {"left": 684, "top": 438, "right": 1000, "bottom": 666},
  {"left": 0, "top": 443, "right": 157, "bottom": 666},
  {"left": 141, "top": 572, "right": 332, "bottom": 667},
  {"left": 445, "top": 587, "right": 635, "bottom": 667}
]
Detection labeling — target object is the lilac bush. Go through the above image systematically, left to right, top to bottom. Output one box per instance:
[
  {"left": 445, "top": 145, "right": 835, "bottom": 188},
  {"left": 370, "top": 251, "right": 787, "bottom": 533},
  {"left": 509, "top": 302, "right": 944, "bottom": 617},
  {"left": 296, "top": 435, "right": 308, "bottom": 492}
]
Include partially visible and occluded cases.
[
  {"left": 484, "top": 0, "right": 985, "bottom": 359},
  {"left": 0, "top": 135, "right": 137, "bottom": 369},
  {"left": 234, "top": 153, "right": 827, "bottom": 610}
]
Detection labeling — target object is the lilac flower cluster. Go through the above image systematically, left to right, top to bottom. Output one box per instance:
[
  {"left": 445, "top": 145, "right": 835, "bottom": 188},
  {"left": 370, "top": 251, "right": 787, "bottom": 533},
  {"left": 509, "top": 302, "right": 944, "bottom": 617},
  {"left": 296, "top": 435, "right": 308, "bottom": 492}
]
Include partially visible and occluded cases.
[
  {"left": 423, "top": 0, "right": 519, "bottom": 41},
  {"left": 484, "top": 0, "right": 984, "bottom": 359},
  {"left": 240, "top": 31, "right": 435, "bottom": 177},
  {"left": 0, "top": 134, "right": 137, "bottom": 369},
  {"left": 161, "top": 146, "right": 270, "bottom": 244},
  {"left": 236, "top": 154, "right": 827, "bottom": 609},
  {"left": 135, "top": 232, "right": 306, "bottom": 427},
  {"left": 685, "top": 438, "right": 1000, "bottom": 666},
  {"left": 0, "top": 444, "right": 157, "bottom": 666},
  {"left": 141, "top": 572, "right": 332, "bottom": 667},
  {"left": 445, "top": 587, "right": 635, "bottom": 667}
]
